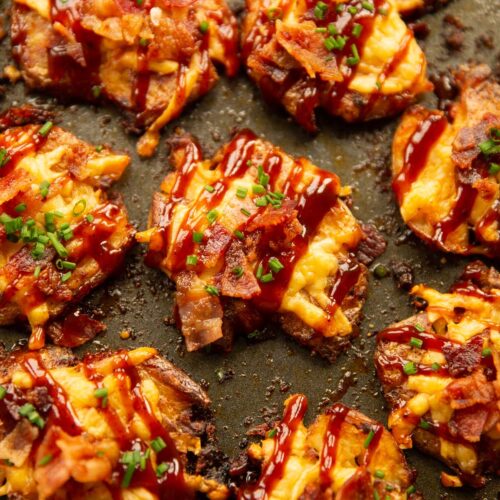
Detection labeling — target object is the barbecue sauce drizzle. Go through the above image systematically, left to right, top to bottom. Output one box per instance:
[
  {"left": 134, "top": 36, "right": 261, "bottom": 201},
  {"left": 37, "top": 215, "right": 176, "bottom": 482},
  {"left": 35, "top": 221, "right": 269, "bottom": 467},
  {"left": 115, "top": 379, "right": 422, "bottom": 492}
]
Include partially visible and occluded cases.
[
  {"left": 243, "top": 0, "right": 413, "bottom": 129},
  {"left": 147, "top": 129, "right": 361, "bottom": 318},
  {"left": 2, "top": 351, "right": 192, "bottom": 498},
  {"left": 239, "top": 394, "right": 308, "bottom": 499}
]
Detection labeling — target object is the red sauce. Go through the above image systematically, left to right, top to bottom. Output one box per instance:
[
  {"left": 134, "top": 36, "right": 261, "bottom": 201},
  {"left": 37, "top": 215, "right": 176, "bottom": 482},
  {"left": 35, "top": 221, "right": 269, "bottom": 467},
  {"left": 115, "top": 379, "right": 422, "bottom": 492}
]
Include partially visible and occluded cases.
[
  {"left": 133, "top": 43, "right": 151, "bottom": 113},
  {"left": 392, "top": 113, "right": 447, "bottom": 203},
  {"left": 432, "top": 183, "right": 477, "bottom": 248},
  {"left": 327, "top": 258, "right": 361, "bottom": 316},
  {"left": 22, "top": 353, "right": 83, "bottom": 436},
  {"left": 239, "top": 394, "right": 308, "bottom": 500},
  {"left": 319, "top": 403, "right": 350, "bottom": 486}
]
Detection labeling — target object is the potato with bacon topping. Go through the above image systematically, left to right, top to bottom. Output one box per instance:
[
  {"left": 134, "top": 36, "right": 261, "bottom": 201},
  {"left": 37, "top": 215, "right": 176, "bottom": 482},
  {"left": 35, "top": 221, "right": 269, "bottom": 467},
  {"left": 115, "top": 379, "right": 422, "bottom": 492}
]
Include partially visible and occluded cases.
[
  {"left": 11, "top": 0, "right": 239, "bottom": 157},
  {"left": 241, "top": 0, "right": 431, "bottom": 132},
  {"left": 392, "top": 65, "right": 500, "bottom": 257},
  {"left": 0, "top": 106, "right": 133, "bottom": 350},
  {"left": 137, "top": 130, "right": 382, "bottom": 360},
  {"left": 375, "top": 260, "right": 500, "bottom": 487},
  {"left": 0, "top": 345, "right": 227, "bottom": 499},
  {"left": 236, "top": 394, "right": 418, "bottom": 499}
]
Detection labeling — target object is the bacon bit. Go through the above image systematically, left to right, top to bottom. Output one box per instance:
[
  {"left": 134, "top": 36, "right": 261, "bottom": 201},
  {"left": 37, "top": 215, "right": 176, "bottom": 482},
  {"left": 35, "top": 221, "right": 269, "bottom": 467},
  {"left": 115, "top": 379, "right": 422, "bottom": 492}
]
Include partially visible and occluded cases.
[
  {"left": 275, "top": 21, "right": 342, "bottom": 81},
  {"left": 0, "top": 106, "right": 55, "bottom": 132},
  {"left": 451, "top": 114, "right": 500, "bottom": 170},
  {"left": 0, "top": 169, "right": 31, "bottom": 206},
  {"left": 246, "top": 199, "right": 298, "bottom": 232},
  {"left": 355, "top": 223, "right": 387, "bottom": 266},
  {"left": 200, "top": 224, "right": 233, "bottom": 269},
  {"left": 220, "top": 241, "right": 260, "bottom": 299},
  {"left": 175, "top": 271, "right": 224, "bottom": 351},
  {"left": 46, "top": 310, "right": 106, "bottom": 348},
  {"left": 442, "top": 334, "right": 483, "bottom": 377},
  {"left": 443, "top": 371, "right": 495, "bottom": 410},
  {"left": 449, "top": 404, "right": 489, "bottom": 443},
  {"left": 0, "top": 420, "right": 38, "bottom": 467},
  {"left": 34, "top": 426, "right": 112, "bottom": 499},
  {"left": 335, "top": 468, "right": 373, "bottom": 500},
  {"left": 440, "top": 471, "right": 463, "bottom": 488}
]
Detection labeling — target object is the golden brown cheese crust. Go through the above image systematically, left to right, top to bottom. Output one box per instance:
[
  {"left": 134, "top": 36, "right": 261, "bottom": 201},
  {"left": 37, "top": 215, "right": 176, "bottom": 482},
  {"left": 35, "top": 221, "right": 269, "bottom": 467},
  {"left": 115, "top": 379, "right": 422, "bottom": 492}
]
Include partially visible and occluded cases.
[
  {"left": 11, "top": 0, "right": 239, "bottom": 157},
  {"left": 241, "top": 0, "right": 431, "bottom": 132},
  {"left": 392, "top": 64, "right": 500, "bottom": 257},
  {"left": 0, "top": 106, "right": 134, "bottom": 350},
  {"left": 138, "top": 129, "right": 371, "bottom": 361},
  {"left": 374, "top": 261, "right": 500, "bottom": 487},
  {"left": 0, "top": 345, "right": 227, "bottom": 499},
  {"left": 237, "top": 394, "right": 418, "bottom": 499}
]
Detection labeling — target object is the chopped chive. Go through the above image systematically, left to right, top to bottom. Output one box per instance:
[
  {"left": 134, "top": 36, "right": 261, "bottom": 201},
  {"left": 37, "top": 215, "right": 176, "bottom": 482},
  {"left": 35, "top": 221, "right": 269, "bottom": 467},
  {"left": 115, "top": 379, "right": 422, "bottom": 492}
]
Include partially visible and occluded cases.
[
  {"left": 313, "top": 1, "right": 328, "bottom": 19},
  {"left": 362, "top": 1, "right": 374, "bottom": 11},
  {"left": 336, "top": 3, "right": 345, "bottom": 12},
  {"left": 348, "top": 5, "right": 358, "bottom": 14},
  {"left": 378, "top": 6, "right": 388, "bottom": 15},
  {"left": 199, "top": 20, "right": 209, "bottom": 33},
  {"left": 327, "top": 23, "right": 338, "bottom": 35},
  {"left": 352, "top": 23, "right": 363, "bottom": 37},
  {"left": 315, "top": 27, "right": 327, "bottom": 33},
  {"left": 325, "top": 36, "right": 336, "bottom": 51},
  {"left": 139, "top": 37, "right": 149, "bottom": 47},
  {"left": 346, "top": 44, "right": 360, "bottom": 66},
  {"left": 375, "top": 81, "right": 382, "bottom": 90},
  {"left": 91, "top": 85, "right": 102, "bottom": 98},
  {"left": 38, "top": 121, "right": 53, "bottom": 137},
  {"left": 479, "top": 139, "right": 500, "bottom": 155},
  {"left": 95, "top": 145, "right": 104, "bottom": 153},
  {"left": 0, "top": 148, "right": 10, "bottom": 167},
  {"left": 489, "top": 163, "right": 500, "bottom": 175},
  {"left": 257, "top": 165, "right": 269, "bottom": 187},
  {"left": 40, "top": 180, "right": 50, "bottom": 199},
  {"left": 204, "top": 184, "right": 215, "bottom": 193},
  {"left": 252, "top": 184, "right": 266, "bottom": 195},
  {"left": 236, "top": 187, "right": 248, "bottom": 199},
  {"left": 254, "top": 196, "right": 268, "bottom": 207},
  {"left": 73, "top": 199, "right": 86, "bottom": 216},
  {"left": 15, "top": 203, "right": 26, "bottom": 212},
  {"left": 241, "top": 208, "right": 251, "bottom": 217},
  {"left": 207, "top": 209, "right": 219, "bottom": 224},
  {"left": 86, "top": 214, "right": 94, "bottom": 222},
  {"left": 234, "top": 229, "right": 244, "bottom": 240},
  {"left": 193, "top": 231, "right": 204, "bottom": 243},
  {"left": 47, "top": 232, "right": 68, "bottom": 258},
  {"left": 32, "top": 242, "right": 45, "bottom": 259},
  {"left": 186, "top": 255, "right": 198, "bottom": 266},
  {"left": 268, "top": 257, "right": 284, "bottom": 273},
  {"left": 256, "top": 263, "right": 263, "bottom": 279},
  {"left": 233, "top": 267, "right": 244, "bottom": 278},
  {"left": 61, "top": 272, "right": 72, "bottom": 283},
  {"left": 260, "top": 273, "right": 274, "bottom": 283},
  {"left": 205, "top": 285, "right": 219, "bottom": 296},
  {"left": 414, "top": 323, "right": 425, "bottom": 332},
  {"left": 410, "top": 337, "right": 423, "bottom": 349},
  {"left": 482, "top": 347, "right": 492, "bottom": 357},
  {"left": 403, "top": 361, "right": 418, "bottom": 375},
  {"left": 431, "top": 362, "right": 441, "bottom": 371},
  {"left": 0, "top": 386, "right": 6, "bottom": 399},
  {"left": 94, "top": 387, "right": 108, "bottom": 399},
  {"left": 19, "top": 403, "right": 35, "bottom": 417},
  {"left": 28, "top": 412, "right": 45, "bottom": 428},
  {"left": 419, "top": 419, "right": 430, "bottom": 430},
  {"left": 268, "top": 428, "right": 277, "bottom": 438},
  {"left": 363, "top": 429, "right": 375, "bottom": 448},
  {"left": 151, "top": 437, "right": 166, "bottom": 453},
  {"left": 38, "top": 454, "right": 53, "bottom": 466},
  {"left": 122, "top": 462, "right": 135, "bottom": 488},
  {"left": 156, "top": 462, "right": 169, "bottom": 477},
  {"left": 374, "top": 469, "right": 385, "bottom": 479},
  {"left": 385, "top": 484, "right": 394, "bottom": 491},
  {"left": 406, "top": 485, "right": 416, "bottom": 494},
  {"left": 374, "top": 492, "right": 380, "bottom": 500}
]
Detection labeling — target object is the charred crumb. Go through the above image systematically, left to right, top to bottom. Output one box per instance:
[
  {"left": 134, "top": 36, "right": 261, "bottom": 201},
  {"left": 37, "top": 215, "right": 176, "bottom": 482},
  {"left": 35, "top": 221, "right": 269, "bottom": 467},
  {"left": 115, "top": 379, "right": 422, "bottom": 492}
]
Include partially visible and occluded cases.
[
  {"left": 442, "top": 15, "right": 466, "bottom": 51},
  {"left": 408, "top": 21, "right": 431, "bottom": 40},
  {"left": 475, "top": 34, "right": 494, "bottom": 50},
  {"left": 429, "top": 70, "right": 459, "bottom": 112},
  {"left": 390, "top": 259, "right": 414, "bottom": 290},
  {"left": 214, "top": 366, "right": 235, "bottom": 384}
]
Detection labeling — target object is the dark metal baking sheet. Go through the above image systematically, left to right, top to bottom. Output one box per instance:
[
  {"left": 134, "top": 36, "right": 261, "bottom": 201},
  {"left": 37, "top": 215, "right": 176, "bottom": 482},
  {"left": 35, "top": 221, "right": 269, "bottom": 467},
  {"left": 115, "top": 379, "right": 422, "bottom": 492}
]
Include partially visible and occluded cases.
[{"left": 0, "top": 0, "right": 499, "bottom": 498}]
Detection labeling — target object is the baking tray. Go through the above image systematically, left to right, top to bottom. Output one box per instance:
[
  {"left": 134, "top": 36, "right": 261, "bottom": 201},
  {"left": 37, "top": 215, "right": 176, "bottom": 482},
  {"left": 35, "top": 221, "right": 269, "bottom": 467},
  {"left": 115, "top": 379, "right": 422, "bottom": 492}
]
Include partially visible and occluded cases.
[{"left": 0, "top": 0, "right": 499, "bottom": 498}]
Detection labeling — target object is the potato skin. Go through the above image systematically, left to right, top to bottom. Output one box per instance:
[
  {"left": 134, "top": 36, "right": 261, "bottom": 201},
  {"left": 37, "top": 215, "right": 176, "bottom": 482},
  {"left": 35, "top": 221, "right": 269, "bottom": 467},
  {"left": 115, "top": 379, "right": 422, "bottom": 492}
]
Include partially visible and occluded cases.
[
  {"left": 0, "top": 106, "right": 134, "bottom": 349},
  {"left": 139, "top": 129, "right": 380, "bottom": 361},
  {"left": 375, "top": 260, "right": 500, "bottom": 487}
]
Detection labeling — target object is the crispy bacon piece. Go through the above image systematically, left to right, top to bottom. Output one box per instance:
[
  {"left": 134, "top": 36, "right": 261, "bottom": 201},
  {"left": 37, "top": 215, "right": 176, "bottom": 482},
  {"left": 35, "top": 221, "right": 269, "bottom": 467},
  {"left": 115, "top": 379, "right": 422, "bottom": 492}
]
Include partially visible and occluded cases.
[
  {"left": 11, "top": 0, "right": 239, "bottom": 157},
  {"left": 242, "top": 0, "right": 431, "bottom": 132},
  {"left": 392, "top": 65, "right": 500, "bottom": 257},
  {"left": 0, "top": 107, "right": 133, "bottom": 349},
  {"left": 138, "top": 129, "right": 371, "bottom": 360},
  {"left": 375, "top": 261, "right": 500, "bottom": 486},
  {"left": 0, "top": 346, "right": 227, "bottom": 499},
  {"left": 235, "top": 394, "right": 419, "bottom": 499}
]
